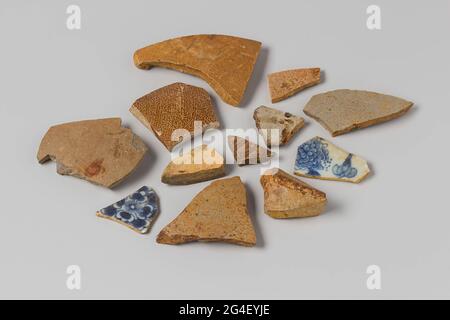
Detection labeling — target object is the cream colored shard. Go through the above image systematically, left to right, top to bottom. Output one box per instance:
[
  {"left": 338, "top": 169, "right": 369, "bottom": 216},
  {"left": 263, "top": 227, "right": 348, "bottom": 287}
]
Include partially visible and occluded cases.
[
  {"left": 133, "top": 34, "right": 262, "bottom": 106},
  {"left": 268, "top": 68, "right": 321, "bottom": 103},
  {"left": 130, "top": 83, "right": 220, "bottom": 151},
  {"left": 303, "top": 89, "right": 413, "bottom": 136},
  {"left": 253, "top": 105, "right": 305, "bottom": 146},
  {"left": 37, "top": 118, "right": 147, "bottom": 188},
  {"left": 227, "top": 136, "right": 272, "bottom": 166},
  {"left": 161, "top": 145, "right": 225, "bottom": 185},
  {"left": 260, "top": 169, "right": 327, "bottom": 218},
  {"left": 157, "top": 176, "right": 256, "bottom": 246}
]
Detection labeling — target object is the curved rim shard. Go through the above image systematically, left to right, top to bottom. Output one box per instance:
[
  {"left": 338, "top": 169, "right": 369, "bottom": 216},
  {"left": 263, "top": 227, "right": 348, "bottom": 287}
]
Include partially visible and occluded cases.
[{"left": 133, "top": 34, "right": 262, "bottom": 107}]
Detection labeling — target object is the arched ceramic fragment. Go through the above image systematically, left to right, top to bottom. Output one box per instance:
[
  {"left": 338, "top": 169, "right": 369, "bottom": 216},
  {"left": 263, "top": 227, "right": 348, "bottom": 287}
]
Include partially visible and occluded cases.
[
  {"left": 133, "top": 34, "right": 261, "bottom": 106},
  {"left": 268, "top": 68, "right": 321, "bottom": 103}
]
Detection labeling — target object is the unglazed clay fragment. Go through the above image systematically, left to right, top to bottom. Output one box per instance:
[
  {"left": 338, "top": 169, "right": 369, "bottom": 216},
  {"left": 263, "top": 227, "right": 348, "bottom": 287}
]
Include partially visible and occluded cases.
[
  {"left": 133, "top": 34, "right": 262, "bottom": 106},
  {"left": 268, "top": 68, "right": 320, "bottom": 103},
  {"left": 130, "top": 83, "right": 220, "bottom": 151},
  {"left": 303, "top": 89, "right": 413, "bottom": 136},
  {"left": 253, "top": 105, "right": 305, "bottom": 146},
  {"left": 37, "top": 118, "right": 147, "bottom": 188},
  {"left": 227, "top": 136, "right": 272, "bottom": 166},
  {"left": 294, "top": 137, "right": 370, "bottom": 183},
  {"left": 161, "top": 145, "right": 225, "bottom": 185},
  {"left": 260, "top": 168, "right": 327, "bottom": 218},
  {"left": 157, "top": 176, "right": 256, "bottom": 246},
  {"left": 97, "top": 186, "right": 159, "bottom": 234}
]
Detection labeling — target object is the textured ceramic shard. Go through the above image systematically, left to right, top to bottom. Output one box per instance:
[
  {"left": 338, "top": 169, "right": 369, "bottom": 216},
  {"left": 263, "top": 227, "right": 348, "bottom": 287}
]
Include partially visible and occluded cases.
[
  {"left": 133, "top": 34, "right": 262, "bottom": 106},
  {"left": 268, "top": 68, "right": 320, "bottom": 103},
  {"left": 130, "top": 83, "right": 220, "bottom": 151},
  {"left": 303, "top": 89, "right": 413, "bottom": 136},
  {"left": 253, "top": 106, "right": 305, "bottom": 146},
  {"left": 37, "top": 118, "right": 147, "bottom": 188},
  {"left": 227, "top": 136, "right": 272, "bottom": 166},
  {"left": 294, "top": 137, "right": 370, "bottom": 183},
  {"left": 161, "top": 145, "right": 225, "bottom": 185},
  {"left": 260, "top": 169, "right": 327, "bottom": 218},
  {"left": 157, "top": 176, "right": 256, "bottom": 246},
  {"left": 97, "top": 186, "right": 159, "bottom": 234}
]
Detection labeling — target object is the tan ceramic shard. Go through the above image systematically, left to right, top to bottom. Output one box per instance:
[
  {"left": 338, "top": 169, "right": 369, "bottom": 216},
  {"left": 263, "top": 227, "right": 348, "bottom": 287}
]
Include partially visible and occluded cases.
[
  {"left": 133, "top": 34, "right": 262, "bottom": 106},
  {"left": 268, "top": 68, "right": 320, "bottom": 103},
  {"left": 130, "top": 83, "right": 220, "bottom": 151},
  {"left": 303, "top": 89, "right": 414, "bottom": 137},
  {"left": 253, "top": 105, "right": 305, "bottom": 146},
  {"left": 37, "top": 118, "right": 147, "bottom": 188},
  {"left": 227, "top": 136, "right": 272, "bottom": 166},
  {"left": 161, "top": 145, "right": 225, "bottom": 185},
  {"left": 260, "top": 169, "right": 327, "bottom": 218},
  {"left": 157, "top": 176, "right": 256, "bottom": 246}
]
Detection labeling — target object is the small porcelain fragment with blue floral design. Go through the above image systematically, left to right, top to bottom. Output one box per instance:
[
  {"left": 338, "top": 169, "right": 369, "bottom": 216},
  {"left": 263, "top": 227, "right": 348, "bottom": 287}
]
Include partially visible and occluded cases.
[
  {"left": 294, "top": 137, "right": 370, "bottom": 183},
  {"left": 97, "top": 186, "right": 159, "bottom": 234}
]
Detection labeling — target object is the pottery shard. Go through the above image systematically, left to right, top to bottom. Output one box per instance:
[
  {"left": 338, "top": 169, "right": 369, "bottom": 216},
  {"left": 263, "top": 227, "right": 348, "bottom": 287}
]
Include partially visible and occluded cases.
[
  {"left": 133, "top": 34, "right": 261, "bottom": 106},
  {"left": 268, "top": 68, "right": 321, "bottom": 103},
  {"left": 130, "top": 83, "right": 220, "bottom": 151},
  {"left": 303, "top": 89, "right": 413, "bottom": 137},
  {"left": 253, "top": 105, "right": 305, "bottom": 147},
  {"left": 37, "top": 118, "right": 147, "bottom": 188},
  {"left": 227, "top": 136, "right": 272, "bottom": 166},
  {"left": 161, "top": 145, "right": 225, "bottom": 185},
  {"left": 260, "top": 169, "right": 327, "bottom": 218},
  {"left": 157, "top": 176, "right": 256, "bottom": 246}
]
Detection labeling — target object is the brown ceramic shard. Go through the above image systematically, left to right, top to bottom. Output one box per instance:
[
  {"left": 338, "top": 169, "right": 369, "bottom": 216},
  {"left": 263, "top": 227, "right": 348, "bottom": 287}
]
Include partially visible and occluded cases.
[
  {"left": 133, "top": 34, "right": 262, "bottom": 106},
  {"left": 268, "top": 68, "right": 320, "bottom": 103},
  {"left": 130, "top": 83, "right": 220, "bottom": 151},
  {"left": 303, "top": 89, "right": 414, "bottom": 137},
  {"left": 253, "top": 105, "right": 305, "bottom": 146},
  {"left": 37, "top": 118, "right": 147, "bottom": 188},
  {"left": 227, "top": 136, "right": 272, "bottom": 166},
  {"left": 161, "top": 145, "right": 225, "bottom": 185},
  {"left": 260, "top": 168, "right": 327, "bottom": 219},
  {"left": 157, "top": 176, "right": 256, "bottom": 246}
]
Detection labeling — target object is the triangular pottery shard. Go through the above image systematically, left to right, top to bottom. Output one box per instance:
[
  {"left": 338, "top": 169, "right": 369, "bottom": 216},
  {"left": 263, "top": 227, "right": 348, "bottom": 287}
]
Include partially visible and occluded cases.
[
  {"left": 133, "top": 34, "right": 262, "bottom": 106},
  {"left": 268, "top": 68, "right": 321, "bottom": 103},
  {"left": 130, "top": 83, "right": 220, "bottom": 151},
  {"left": 303, "top": 89, "right": 414, "bottom": 137},
  {"left": 253, "top": 105, "right": 305, "bottom": 146},
  {"left": 37, "top": 118, "right": 147, "bottom": 188},
  {"left": 227, "top": 136, "right": 272, "bottom": 166},
  {"left": 294, "top": 136, "right": 370, "bottom": 183},
  {"left": 161, "top": 145, "right": 226, "bottom": 185},
  {"left": 260, "top": 168, "right": 327, "bottom": 218},
  {"left": 157, "top": 176, "right": 256, "bottom": 246},
  {"left": 97, "top": 186, "right": 159, "bottom": 234}
]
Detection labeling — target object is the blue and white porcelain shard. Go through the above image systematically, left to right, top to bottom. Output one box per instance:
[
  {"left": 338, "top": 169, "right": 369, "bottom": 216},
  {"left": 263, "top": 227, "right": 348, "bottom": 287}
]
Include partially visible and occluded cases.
[
  {"left": 294, "top": 137, "right": 370, "bottom": 183},
  {"left": 97, "top": 186, "right": 159, "bottom": 234}
]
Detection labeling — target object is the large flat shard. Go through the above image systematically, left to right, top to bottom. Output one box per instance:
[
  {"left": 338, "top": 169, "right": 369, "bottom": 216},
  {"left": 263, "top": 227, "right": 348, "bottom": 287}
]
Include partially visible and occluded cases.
[
  {"left": 133, "top": 34, "right": 261, "bottom": 106},
  {"left": 304, "top": 89, "right": 413, "bottom": 136}
]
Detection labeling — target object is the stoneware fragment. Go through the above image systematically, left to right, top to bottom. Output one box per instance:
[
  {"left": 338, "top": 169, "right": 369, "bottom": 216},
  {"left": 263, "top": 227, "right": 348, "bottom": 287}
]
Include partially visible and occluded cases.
[
  {"left": 133, "top": 34, "right": 262, "bottom": 106},
  {"left": 268, "top": 68, "right": 321, "bottom": 103},
  {"left": 130, "top": 83, "right": 220, "bottom": 151},
  {"left": 303, "top": 89, "right": 413, "bottom": 137},
  {"left": 253, "top": 105, "right": 305, "bottom": 146},
  {"left": 37, "top": 118, "right": 147, "bottom": 188},
  {"left": 227, "top": 136, "right": 272, "bottom": 166},
  {"left": 294, "top": 136, "right": 370, "bottom": 183},
  {"left": 161, "top": 145, "right": 225, "bottom": 185},
  {"left": 260, "top": 168, "right": 327, "bottom": 218},
  {"left": 157, "top": 176, "right": 256, "bottom": 246},
  {"left": 97, "top": 186, "right": 159, "bottom": 234}
]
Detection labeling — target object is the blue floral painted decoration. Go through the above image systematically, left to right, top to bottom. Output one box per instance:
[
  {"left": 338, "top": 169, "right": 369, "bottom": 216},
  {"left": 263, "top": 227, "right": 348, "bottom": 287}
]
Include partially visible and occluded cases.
[
  {"left": 295, "top": 138, "right": 332, "bottom": 176},
  {"left": 332, "top": 154, "right": 358, "bottom": 178},
  {"left": 98, "top": 186, "right": 159, "bottom": 233}
]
